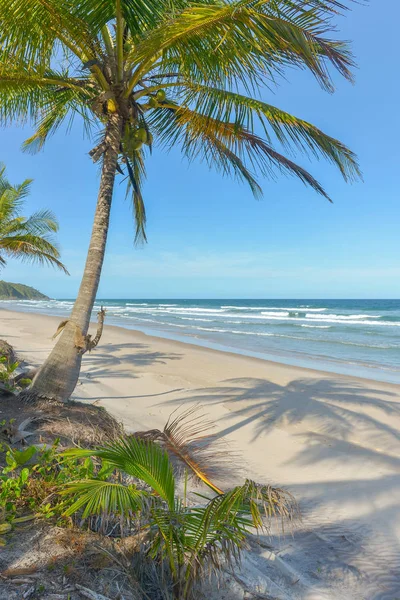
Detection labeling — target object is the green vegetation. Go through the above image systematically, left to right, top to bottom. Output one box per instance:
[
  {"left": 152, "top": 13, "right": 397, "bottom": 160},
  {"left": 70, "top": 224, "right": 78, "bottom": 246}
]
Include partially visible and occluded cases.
[
  {"left": 0, "top": 0, "right": 361, "bottom": 403},
  {"left": 0, "top": 164, "right": 68, "bottom": 274},
  {"left": 0, "top": 280, "right": 49, "bottom": 300},
  {"left": 0, "top": 355, "right": 32, "bottom": 392},
  {"left": 0, "top": 433, "right": 296, "bottom": 599},
  {"left": 0, "top": 440, "right": 98, "bottom": 532}
]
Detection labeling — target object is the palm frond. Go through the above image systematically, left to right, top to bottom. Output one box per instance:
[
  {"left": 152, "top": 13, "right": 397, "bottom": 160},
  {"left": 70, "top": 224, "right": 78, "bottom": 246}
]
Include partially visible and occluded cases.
[
  {"left": 0, "top": 0, "right": 101, "bottom": 67},
  {"left": 77, "top": 0, "right": 177, "bottom": 40},
  {"left": 128, "top": 0, "right": 355, "bottom": 94},
  {"left": 0, "top": 62, "right": 93, "bottom": 125},
  {"left": 183, "top": 84, "right": 361, "bottom": 182},
  {"left": 22, "top": 88, "right": 90, "bottom": 153},
  {"left": 152, "top": 104, "right": 332, "bottom": 200},
  {"left": 124, "top": 152, "right": 148, "bottom": 244},
  {"left": 0, "top": 164, "right": 68, "bottom": 273},
  {"left": 0, "top": 173, "right": 32, "bottom": 221},
  {"left": 0, "top": 191, "right": 25, "bottom": 223},
  {"left": 18, "top": 209, "right": 59, "bottom": 235},
  {"left": 0, "top": 234, "right": 69, "bottom": 273},
  {"left": 133, "top": 405, "right": 238, "bottom": 495},
  {"left": 161, "top": 406, "right": 227, "bottom": 495},
  {"left": 62, "top": 437, "right": 176, "bottom": 510},
  {"left": 147, "top": 477, "right": 298, "bottom": 598},
  {"left": 61, "top": 479, "right": 147, "bottom": 518},
  {"left": 212, "top": 479, "right": 299, "bottom": 531}
]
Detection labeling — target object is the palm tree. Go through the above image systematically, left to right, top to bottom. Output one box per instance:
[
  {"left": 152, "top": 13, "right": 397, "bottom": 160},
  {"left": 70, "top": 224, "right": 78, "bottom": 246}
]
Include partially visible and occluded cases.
[
  {"left": 0, "top": 0, "right": 361, "bottom": 402},
  {"left": 0, "top": 164, "right": 67, "bottom": 272}
]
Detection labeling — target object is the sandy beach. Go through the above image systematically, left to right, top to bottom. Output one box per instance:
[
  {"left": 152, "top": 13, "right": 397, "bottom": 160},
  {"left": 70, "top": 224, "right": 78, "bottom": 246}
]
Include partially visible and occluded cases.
[{"left": 1, "top": 307, "right": 400, "bottom": 598}]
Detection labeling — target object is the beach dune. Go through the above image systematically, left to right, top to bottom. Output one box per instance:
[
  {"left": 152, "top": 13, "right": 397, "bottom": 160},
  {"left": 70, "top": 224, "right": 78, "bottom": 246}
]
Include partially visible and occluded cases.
[{"left": 1, "top": 308, "right": 400, "bottom": 598}]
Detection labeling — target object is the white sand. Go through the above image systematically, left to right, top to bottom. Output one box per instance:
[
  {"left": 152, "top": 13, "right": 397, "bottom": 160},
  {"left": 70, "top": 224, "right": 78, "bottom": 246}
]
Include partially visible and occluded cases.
[{"left": 1, "top": 308, "right": 400, "bottom": 599}]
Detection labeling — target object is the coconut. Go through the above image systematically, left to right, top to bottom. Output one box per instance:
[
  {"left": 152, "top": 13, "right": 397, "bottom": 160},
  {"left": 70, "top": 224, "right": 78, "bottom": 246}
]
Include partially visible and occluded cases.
[
  {"left": 156, "top": 89, "right": 166, "bottom": 102},
  {"left": 148, "top": 96, "right": 158, "bottom": 108},
  {"left": 136, "top": 127, "right": 148, "bottom": 143},
  {"left": 131, "top": 139, "right": 143, "bottom": 151}
]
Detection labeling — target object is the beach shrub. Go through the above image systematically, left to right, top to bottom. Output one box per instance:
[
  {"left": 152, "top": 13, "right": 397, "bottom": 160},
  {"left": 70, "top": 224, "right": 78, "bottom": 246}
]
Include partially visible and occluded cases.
[
  {"left": 0, "top": 355, "right": 32, "bottom": 393},
  {"left": 0, "top": 356, "right": 20, "bottom": 392},
  {"left": 0, "top": 441, "right": 98, "bottom": 530}
]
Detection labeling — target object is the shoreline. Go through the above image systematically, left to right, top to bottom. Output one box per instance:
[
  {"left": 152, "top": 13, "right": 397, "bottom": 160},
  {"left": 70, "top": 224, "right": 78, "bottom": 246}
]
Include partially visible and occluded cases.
[
  {"left": 1, "top": 302, "right": 399, "bottom": 385},
  {"left": 1, "top": 304, "right": 399, "bottom": 388},
  {"left": 1, "top": 307, "right": 400, "bottom": 597}
]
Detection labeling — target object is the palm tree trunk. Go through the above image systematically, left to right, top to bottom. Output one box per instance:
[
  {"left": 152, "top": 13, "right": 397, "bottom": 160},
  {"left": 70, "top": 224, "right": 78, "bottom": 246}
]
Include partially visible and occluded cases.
[{"left": 29, "top": 114, "right": 123, "bottom": 402}]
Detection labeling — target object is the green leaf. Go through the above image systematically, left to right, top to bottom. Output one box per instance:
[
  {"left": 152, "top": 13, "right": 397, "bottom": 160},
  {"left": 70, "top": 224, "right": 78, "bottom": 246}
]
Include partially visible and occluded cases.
[
  {"left": 62, "top": 437, "right": 175, "bottom": 509},
  {"left": 9, "top": 445, "right": 37, "bottom": 467},
  {"left": 20, "top": 467, "right": 30, "bottom": 483},
  {"left": 61, "top": 480, "right": 146, "bottom": 518},
  {"left": 12, "top": 514, "right": 36, "bottom": 523}
]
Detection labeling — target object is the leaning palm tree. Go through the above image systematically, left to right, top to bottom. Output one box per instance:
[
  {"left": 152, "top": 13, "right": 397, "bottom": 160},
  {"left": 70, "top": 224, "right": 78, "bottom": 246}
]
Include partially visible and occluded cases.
[
  {"left": 0, "top": 0, "right": 361, "bottom": 402},
  {"left": 0, "top": 164, "right": 67, "bottom": 272}
]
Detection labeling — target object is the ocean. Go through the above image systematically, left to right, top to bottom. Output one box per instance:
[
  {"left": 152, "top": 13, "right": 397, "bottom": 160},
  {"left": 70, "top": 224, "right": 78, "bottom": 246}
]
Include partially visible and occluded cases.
[{"left": 1, "top": 298, "right": 400, "bottom": 384}]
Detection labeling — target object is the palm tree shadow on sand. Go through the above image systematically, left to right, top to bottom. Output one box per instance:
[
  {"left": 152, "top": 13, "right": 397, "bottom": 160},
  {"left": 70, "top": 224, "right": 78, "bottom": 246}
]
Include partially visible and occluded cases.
[
  {"left": 75, "top": 341, "right": 183, "bottom": 385},
  {"left": 158, "top": 376, "right": 400, "bottom": 598},
  {"left": 159, "top": 377, "right": 399, "bottom": 445}
]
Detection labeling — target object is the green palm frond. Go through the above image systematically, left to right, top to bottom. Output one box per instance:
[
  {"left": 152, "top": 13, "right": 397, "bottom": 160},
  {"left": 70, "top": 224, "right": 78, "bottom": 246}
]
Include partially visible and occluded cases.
[
  {"left": 0, "top": 0, "right": 101, "bottom": 68},
  {"left": 77, "top": 0, "right": 177, "bottom": 40},
  {"left": 128, "top": 0, "right": 354, "bottom": 94},
  {"left": 0, "top": 58, "right": 94, "bottom": 126},
  {"left": 182, "top": 84, "right": 361, "bottom": 181},
  {"left": 22, "top": 88, "right": 91, "bottom": 153},
  {"left": 148, "top": 101, "right": 263, "bottom": 197},
  {"left": 151, "top": 104, "right": 332, "bottom": 199},
  {"left": 124, "top": 150, "right": 148, "bottom": 244},
  {"left": 0, "top": 165, "right": 68, "bottom": 272},
  {"left": 0, "top": 167, "right": 32, "bottom": 218},
  {"left": 0, "top": 191, "right": 25, "bottom": 222},
  {"left": 19, "top": 209, "right": 59, "bottom": 235},
  {"left": 0, "top": 234, "right": 69, "bottom": 273},
  {"left": 62, "top": 437, "right": 176, "bottom": 510},
  {"left": 148, "top": 478, "right": 297, "bottom": 597},
  {"left": 211, "top": 478, "right": 298, "bottom": 531},
  {"left": 61, "top": 479, "right": 147, "bottom": 518}
]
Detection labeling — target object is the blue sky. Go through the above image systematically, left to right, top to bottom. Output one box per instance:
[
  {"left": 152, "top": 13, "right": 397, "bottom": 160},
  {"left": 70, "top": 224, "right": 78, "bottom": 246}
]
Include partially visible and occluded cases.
[{"left": 2, "top": 1, "right": 399, "bottom": 299}]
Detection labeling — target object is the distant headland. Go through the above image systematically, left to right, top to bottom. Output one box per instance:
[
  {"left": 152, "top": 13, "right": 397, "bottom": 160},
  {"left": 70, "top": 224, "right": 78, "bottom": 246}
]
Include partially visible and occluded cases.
[{"left": 0, "top": 281, "right": 49, "bottom": 300}]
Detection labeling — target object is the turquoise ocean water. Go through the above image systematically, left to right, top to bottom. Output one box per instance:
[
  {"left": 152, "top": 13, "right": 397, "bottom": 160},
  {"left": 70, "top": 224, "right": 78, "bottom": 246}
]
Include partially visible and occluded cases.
[{"left": 1, "top": 298, "right": 400, "bottom": 384}]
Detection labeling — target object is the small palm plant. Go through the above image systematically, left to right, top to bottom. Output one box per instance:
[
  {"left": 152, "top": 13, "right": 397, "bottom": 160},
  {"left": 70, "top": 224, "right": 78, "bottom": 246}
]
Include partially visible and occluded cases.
[
  {"left": 0, "top": 0, "right": 361, "bottom": 402},
  {"left": 0, "top": 164, "right": 67, "bottom": 272},
  {"left": 62, "top": 434, "right": 296, "bottom": 599}
]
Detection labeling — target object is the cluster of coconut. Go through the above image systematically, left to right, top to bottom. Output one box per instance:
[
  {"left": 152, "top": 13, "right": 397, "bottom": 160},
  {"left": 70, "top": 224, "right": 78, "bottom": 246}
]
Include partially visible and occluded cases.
[
  {"left": 144, "top": 89, "right": 166, "bottom": 110},
  {"left": 130, "top": 90, "right": 166, "bottom": 150},
  {"left": 131, "top": 126, "right": 153, "bottom": 150}
]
